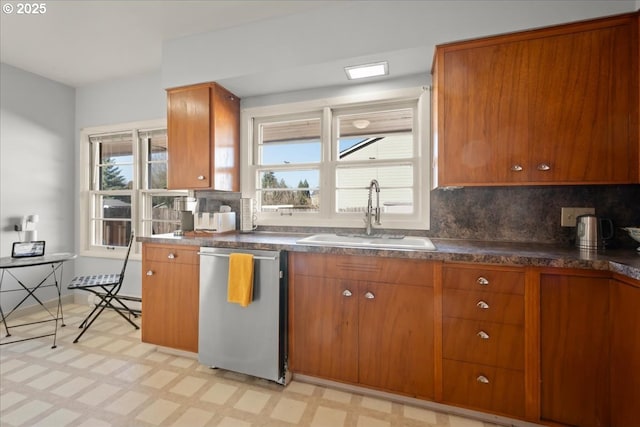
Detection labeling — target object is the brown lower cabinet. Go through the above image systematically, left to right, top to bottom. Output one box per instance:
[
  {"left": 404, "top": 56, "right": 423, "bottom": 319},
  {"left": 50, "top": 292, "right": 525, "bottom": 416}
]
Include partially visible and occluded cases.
[
  {"left": 141, "top": 243, "right": 199, "bottom": 353},
  {"left": 289, "top": 252, "right": 435, "bottom": 399},
  {"left": 290, "top": 255, "right": 640, "bottom": 426},
  {"left": 441, "top": 263, "right": 526, "bottom": 418},
  {"left": 540, "top": 271, "right": 611, "bottom": 427},
  {"left": 610, "top": 275, "right": 640, "bottom": 427}
]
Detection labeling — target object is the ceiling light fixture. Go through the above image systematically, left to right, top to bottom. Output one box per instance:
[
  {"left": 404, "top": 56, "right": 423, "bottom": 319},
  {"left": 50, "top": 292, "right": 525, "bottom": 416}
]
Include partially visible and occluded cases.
[
  {"left": 344, "top": 61, "right": 388, "bottom": 80},
  {"left": 352, "top": 119, "right": 370, "bottom": 129}
]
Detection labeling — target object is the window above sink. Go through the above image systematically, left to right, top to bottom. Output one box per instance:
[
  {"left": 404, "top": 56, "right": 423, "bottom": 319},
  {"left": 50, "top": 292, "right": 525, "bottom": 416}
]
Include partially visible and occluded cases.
[{"left": 241, "top": 87, "right": 431, "bottom": 231}]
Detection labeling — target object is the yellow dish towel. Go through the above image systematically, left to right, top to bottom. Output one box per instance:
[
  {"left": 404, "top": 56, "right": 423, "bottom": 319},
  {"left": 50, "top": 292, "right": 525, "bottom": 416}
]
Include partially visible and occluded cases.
[{"left": 227, "top": 253, "right": 254, "bottom": 307}]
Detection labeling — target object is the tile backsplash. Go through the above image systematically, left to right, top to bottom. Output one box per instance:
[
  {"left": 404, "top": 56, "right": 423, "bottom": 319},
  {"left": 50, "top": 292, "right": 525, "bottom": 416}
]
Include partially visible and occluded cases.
[{"left": 196, "top": 184, "right": 639, "bottom": 248}]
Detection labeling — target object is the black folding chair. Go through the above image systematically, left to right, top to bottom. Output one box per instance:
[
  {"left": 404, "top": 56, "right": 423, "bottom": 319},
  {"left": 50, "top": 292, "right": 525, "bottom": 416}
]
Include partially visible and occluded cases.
[{"left": 67, "top": 231, "right": 139, "bottom": 343}]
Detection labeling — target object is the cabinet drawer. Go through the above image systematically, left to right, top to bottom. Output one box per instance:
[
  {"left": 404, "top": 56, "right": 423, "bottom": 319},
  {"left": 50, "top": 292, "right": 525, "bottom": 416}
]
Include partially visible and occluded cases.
[
  {"left": 144, "top": 244, "right": 199, "bottom": 265},
  {"left": 291, "top": 253, "right": 434, "bottom": 286},
  {"left": 443, "top": 264, "right": 524, "bottom": 295},
  {"left": 443, "top": 289, "right": 523, "bottom": 325},
  {"left": 443, "top": 318, "right": 524, "bottom": 370},
  {"left": 443, "top": 359, "right": 525, "bottom": 418}
]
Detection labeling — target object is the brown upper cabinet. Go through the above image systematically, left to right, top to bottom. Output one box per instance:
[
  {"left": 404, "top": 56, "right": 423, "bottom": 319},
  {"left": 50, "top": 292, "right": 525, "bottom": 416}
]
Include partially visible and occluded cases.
[
  {"left": 432, "top": 12, "right": 639, "bottom": 187},
  {"left": 166, "top": 82, "right": 240, "bottom": 190}
]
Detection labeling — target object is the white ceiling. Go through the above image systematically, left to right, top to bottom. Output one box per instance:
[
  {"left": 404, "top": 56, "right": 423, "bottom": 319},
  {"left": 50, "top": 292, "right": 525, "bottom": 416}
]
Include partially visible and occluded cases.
[
  {"left": 0, "top": 0, "right": 337, "bottom": 87},
  {"left": 1, "top": 0, "right": 637, "bottom": 96}
]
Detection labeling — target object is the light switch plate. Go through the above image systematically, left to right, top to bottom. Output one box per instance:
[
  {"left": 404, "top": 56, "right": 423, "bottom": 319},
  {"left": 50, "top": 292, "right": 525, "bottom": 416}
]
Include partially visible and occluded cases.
[{"left": 561, "top": 207, "right": 595, "bottom": 227}]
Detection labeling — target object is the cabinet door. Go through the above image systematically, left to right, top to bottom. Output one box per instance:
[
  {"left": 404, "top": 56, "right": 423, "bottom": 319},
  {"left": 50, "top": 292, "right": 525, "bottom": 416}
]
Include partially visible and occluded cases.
[
  {"left": 529, "top": 22, "right": 636, "bottom": 183},
  {"left": 437, "top": 41, "right": 528, "bottom": 185},
  {"left": 167, "top": 85, "right": 211, "bottom": 189},
  {"left": 211, "top": 85, "right": 240, "bottom": 191},
  {"left": 142, "top": 260, "right": 199, "bottom": 352},
  {"left": 540, "top": 274, "right": 610, "bottom": 427},
  {"left": 290, "top": 275, "right": 358, "bottom": 383},
  {"left": 610, "top": 279, "right": 640, "bottom": 427},
  {"left": 358, "top": 282, "right": 434, "bottom": 398}
]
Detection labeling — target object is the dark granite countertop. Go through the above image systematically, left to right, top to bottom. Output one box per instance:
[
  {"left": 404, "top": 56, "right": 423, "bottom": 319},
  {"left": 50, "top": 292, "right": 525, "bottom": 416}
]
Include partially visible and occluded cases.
[{"left": 138, "top": 232, "right": 640, "bottom": 282}]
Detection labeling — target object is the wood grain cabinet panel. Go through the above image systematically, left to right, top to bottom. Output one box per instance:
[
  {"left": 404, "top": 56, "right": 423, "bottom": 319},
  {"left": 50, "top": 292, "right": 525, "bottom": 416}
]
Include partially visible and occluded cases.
[
  {"left": 433, "top": 12, "right": 639, "bottom": 186},
  {"left": 528, "top": 22, "right": 636, "bottom": 183},
  {"left": 436, "top": 40, "right": 529, "bottom": 185},
  {"left": 167, "top": 82, "right": 240, "bottom": 190},
  {"left": 141, "top": 244, "right": 199, "bottom": 353},
  {"left": 144, "top": 246, "right": 199, "bottom": 264},
  {"left": 289, "top": 252, "right": 435, "bottom": 399},
  {"left": 441, "top": 263, "right": 526, "bottom": 418},
  {"left": 443, "top": 265, "right": 524, "bottom": 294},
  {"left": 540, "top": 273, "right": 610, "bottom": 427},
  {"left": 289, "top": 276, "right": 358, "bottom": 383},
  {"left": 610, "top": 277, "right": 640, "bottom": 427},
  {"left": 359, "top": 281, "right": 434, "bottom": 398},
  {"left": 443, "top": 289, "right": 524, "bottom": 325},
  {"left": 442, "top": 318, "right": 523, "bottom": 370},
  {"left": 442, "top": 359, "right": 525, "bottom": 418}
]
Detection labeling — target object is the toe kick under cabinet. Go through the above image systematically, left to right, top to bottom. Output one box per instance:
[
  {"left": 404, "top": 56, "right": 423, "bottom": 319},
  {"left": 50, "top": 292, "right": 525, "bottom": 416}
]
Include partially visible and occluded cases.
[{"left": 441, "top": 263, "right": 526, "bottom": 418}]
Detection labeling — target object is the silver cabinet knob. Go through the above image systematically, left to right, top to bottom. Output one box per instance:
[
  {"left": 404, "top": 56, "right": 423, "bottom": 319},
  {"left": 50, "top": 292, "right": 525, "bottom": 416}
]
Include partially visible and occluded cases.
[
  {"left": 537, "top": 163, "right": 551, "bottom": 171},
  {"left": 510, "top": 164, "right": 523, "bottom": 172},
  {"left": 197, "top": 175, "right": 206, "bottom": 180},
  {"left": 167, "top": 253, "right": 176, "bottom": 259},
  {"left": 146, "top": 270, "right": 154, "bottom": 276},
  {"left": 476, "top": 276, "right": 489, "bottom": 286},
  {"left": 342, "top": 289, "right": 352, "bottom": 297},
  {"left": 364, "top": 291, "right": 375, "bottom": 299},
  {"left": 476, "top": 300, "right": 489, "bottom": 309},
  {"left": 477, "top": 331, "right": 490, "bottom": 339},
  {"left": 476, "top": 375, "right": 490, "bottom": 384}
]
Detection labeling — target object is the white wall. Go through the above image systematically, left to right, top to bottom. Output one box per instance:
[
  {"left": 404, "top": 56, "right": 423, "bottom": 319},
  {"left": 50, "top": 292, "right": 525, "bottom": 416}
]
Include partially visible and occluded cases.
[
  {"left": 163, "top": 0, "right": 635, "bottom": 96},
  {"left": 0, "top": 63, "right": 76, "bottom": 311}
]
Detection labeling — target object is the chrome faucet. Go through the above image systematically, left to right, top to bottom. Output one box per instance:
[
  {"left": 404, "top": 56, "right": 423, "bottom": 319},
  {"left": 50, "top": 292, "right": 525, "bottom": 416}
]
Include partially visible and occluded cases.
[{"left": 364, "top": 179, "right": 381, "bottom": 235}]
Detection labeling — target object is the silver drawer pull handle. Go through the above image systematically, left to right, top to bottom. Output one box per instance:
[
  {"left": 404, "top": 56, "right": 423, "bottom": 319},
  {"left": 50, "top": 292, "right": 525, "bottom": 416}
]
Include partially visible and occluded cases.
[
  {"left": 537, "top": 163, "right": 551, "bottom": 171},
  {"left": 510, "top": 164, "right": 523, "bottom": 172},
  {"left": 197, "top": 175, "right": 206, "bottom": 180},
  {"left": 167, "top": 253, "right": 176, "bottom": 259},
  {"left": 146, "top": 270, "right": 154, "bottom": 276},
  {"left": 476, "top": 276, "right": 489, "bottom": 286},
  {"left": 342, "top": 290, "right": 352, "bottom": 297},
  {"left": 364, "top": 291, "right": 375, "bottom": 300},
  {"left": 476, "top": 300, "right": 489, "bottom": 309},
  {"left": 477, "top": 331, "right": 490, "bottom": 339},
  {"left": 476, "top": 375, "right": 490, "bottom": 384}
]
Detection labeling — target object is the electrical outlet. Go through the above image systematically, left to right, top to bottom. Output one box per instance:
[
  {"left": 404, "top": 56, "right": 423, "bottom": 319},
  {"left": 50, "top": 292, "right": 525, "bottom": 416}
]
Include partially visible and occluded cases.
[{"left": 561, "top": 207, "right": 595, "bottom": 227}]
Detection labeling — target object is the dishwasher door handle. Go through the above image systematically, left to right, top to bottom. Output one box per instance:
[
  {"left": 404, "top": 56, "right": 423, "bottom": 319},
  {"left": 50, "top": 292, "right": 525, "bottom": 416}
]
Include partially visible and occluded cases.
[{"left": 198, "top": 252, "right": 278, "bottom": 261}]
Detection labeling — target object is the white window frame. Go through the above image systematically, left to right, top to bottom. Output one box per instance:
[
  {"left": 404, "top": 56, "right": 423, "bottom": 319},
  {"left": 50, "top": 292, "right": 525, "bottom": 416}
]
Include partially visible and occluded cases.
[
  {"left": 241, "top": 86, "right": 431, "bottom": 230},
  {"left": 79, "top": 119, "right": 186, "bottom": 259}
]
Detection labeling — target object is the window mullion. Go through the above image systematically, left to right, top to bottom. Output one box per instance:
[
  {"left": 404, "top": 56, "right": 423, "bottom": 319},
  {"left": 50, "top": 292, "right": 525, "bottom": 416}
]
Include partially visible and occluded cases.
[{"left": 323, "top": 107, "right": 334, "bottom": 219}]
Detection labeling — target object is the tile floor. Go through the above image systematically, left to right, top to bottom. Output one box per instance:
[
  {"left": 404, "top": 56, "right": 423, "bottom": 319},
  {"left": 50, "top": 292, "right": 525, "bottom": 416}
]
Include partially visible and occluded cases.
[{"left": 1, "top": 304, "right": 504, "bottom": 427}]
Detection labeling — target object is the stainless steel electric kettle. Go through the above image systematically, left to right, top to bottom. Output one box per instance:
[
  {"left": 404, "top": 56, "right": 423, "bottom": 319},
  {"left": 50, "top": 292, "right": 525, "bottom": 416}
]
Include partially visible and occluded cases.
[{"left": 575, "top": 214, "right": 614, "bottom": 250}]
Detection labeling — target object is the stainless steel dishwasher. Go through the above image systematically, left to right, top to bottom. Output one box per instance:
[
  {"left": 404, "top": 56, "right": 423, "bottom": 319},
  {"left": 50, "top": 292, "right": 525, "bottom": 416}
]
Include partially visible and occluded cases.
[{"left": 198, "top": 247, "right": 288, "bottom": 385}]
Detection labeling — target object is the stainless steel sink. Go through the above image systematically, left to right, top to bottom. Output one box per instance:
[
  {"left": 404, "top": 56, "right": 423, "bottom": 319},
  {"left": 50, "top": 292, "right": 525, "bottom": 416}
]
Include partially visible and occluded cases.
[{"left": 296, "top": 233, "right": 437, "bottom": 251}]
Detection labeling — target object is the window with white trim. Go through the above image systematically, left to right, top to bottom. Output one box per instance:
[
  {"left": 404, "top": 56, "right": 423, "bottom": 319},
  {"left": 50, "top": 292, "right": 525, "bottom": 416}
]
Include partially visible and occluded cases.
[
  {"left": 244, "top": 89, "right": 430, "bottom": 230},
  {"left": 81, "top": 120, "right": 187, "bottom": 257}
]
